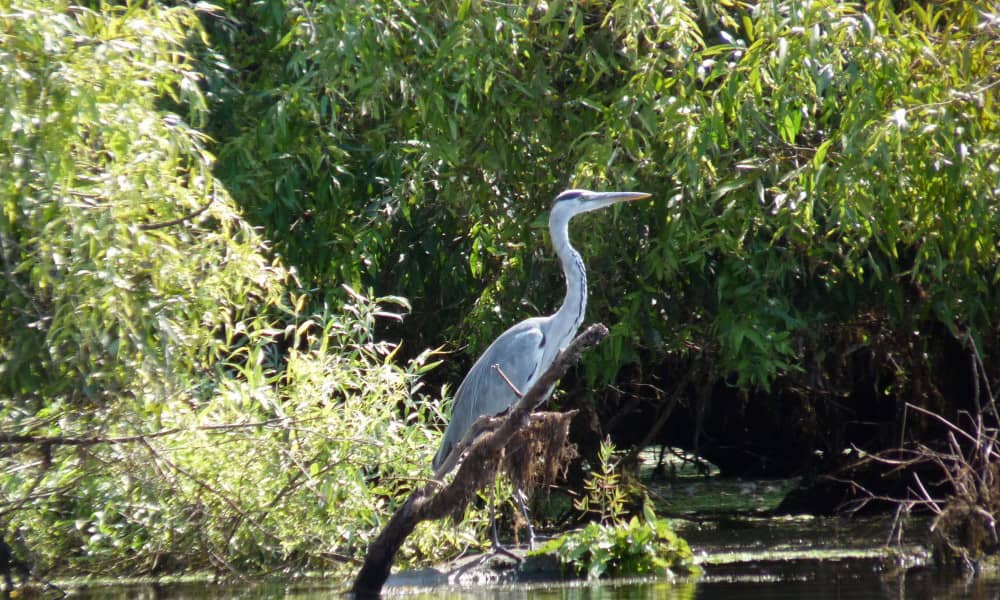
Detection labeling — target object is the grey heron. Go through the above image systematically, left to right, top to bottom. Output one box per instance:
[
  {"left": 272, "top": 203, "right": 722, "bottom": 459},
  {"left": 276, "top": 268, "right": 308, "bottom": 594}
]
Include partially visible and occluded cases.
[{"left": 432, "top": 189, "right": 650, "bottom": 550}]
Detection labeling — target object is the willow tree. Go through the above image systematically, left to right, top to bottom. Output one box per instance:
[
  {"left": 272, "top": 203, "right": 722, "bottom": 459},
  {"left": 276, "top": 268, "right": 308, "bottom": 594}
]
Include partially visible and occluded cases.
[
  {"left": 209, "top": 0, "right": 997, "bottom": 452},
  {"left": 1, "top": 1, "right": 451, "bottom": 578}
]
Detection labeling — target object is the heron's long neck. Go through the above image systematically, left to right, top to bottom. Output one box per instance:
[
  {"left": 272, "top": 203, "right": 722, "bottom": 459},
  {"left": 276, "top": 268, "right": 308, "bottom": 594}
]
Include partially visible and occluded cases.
[{"left": 550, "top": 217, "right": 587, "bottom": 341}]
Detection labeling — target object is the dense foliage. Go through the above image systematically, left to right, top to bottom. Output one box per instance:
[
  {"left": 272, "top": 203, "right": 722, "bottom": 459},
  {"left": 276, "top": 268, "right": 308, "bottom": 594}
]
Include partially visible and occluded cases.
[
  {"left": 0, "top": 0, "right": 997, "bottom": 582},
  {"left": 208, "top": 0, "right": 997, "bottom": 391},
  {"left": 0, "top": 1, "right": 466, "bottom": 579},
  {"left": 1, "top": 1, "right": 282, "bottom": 403}
]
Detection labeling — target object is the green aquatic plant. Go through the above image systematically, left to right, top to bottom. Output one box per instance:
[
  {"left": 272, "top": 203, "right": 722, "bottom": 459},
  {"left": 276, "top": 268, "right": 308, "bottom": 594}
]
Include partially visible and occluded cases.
[
  {"left": 575, "top": 437, "right": 630, "bottom": 525},
  {"left": 536, "top": 439, "right": 698, "bottom": 578},
  {"left": 533, "top": 500, "right": 699, "bottom": 579}
]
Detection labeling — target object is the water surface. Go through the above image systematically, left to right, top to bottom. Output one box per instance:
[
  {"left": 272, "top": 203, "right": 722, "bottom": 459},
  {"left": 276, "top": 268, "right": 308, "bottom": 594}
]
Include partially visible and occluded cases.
[{"left": 65, "top": 514, "right": 999, "bottom": 599}]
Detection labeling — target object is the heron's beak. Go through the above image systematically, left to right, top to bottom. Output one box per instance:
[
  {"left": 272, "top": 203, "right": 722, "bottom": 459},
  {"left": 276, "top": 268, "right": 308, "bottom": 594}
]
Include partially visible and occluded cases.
[{"left": 583, "top": 191, "right": 652, "bottom": 211}]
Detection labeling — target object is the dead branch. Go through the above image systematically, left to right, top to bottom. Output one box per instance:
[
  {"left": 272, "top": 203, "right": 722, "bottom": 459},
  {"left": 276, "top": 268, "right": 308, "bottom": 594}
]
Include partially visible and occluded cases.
[
  {"left": 350, "top": 323, "right": 609, "bottom": 597},
  {"left": 841, "top": 345, "right": 1000, "bottom": 571},
  {"left": 492, "top": 364, "right": 524, "bottom": 397},
  {"left": 905, "top": 402, "right": 980, "bottom": 446},
  {"left": 432, "top": 414, "right": 504, "bottom": 479}
]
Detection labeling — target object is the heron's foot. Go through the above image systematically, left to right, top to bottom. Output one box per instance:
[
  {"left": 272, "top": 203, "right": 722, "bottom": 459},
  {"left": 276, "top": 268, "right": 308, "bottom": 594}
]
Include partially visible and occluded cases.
[
  {"left": 484, "top": 519, "right": 524, "bottom": 565},
  {"left": 479, "top": 541, "right": 524, "bottom": 566}
]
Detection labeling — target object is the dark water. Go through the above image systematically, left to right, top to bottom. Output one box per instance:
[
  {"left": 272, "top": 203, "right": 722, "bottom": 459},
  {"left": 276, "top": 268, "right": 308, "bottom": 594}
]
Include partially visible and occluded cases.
[
  {"left": 61, "top": 515, "right": 1000, "bottom": 599},
  {"left": 62, "top": 555, "right": 1000, "bottom": 599},
  {"left": 64, "top": 569, "right": 1000, "bottom": 600}
]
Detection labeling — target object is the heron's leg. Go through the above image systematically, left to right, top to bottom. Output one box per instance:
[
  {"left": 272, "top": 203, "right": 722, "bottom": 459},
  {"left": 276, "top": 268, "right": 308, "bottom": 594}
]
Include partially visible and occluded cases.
[
  {"left": 480, "top": 480, "right": 523, "bottom": 564},
  {"left": 489, "top": 482, "right": 501, "bottom": 549},
  {"left": 514, "top": 488, "right": 535, "bottom": 549}
]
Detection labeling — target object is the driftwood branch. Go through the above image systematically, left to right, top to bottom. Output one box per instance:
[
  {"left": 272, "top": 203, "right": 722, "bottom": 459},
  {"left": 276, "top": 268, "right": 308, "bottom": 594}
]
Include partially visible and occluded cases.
[
  {"left": 350, "top": 323, "right": 609, "bottom": 597},
  {"left": 432, "top": 413, "right": 504, "bottom": 479}
]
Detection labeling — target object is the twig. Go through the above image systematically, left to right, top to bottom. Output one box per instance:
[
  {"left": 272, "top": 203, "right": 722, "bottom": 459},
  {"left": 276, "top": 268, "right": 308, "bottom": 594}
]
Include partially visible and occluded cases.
[
  {"left": 137, "top": 197, "right": 214, "bottom": 231},
  {"left": 965, "top": 332, "right": 998, "bottom": 424},
  {"left": 492, "top": 364, "right": 524, "bottom": 398},
  {"left": 904, "top": 403, "right": 980, "bottom": 446},
  {"left": 0, "top": 418, "right": 296, "bottom": 447},
  {"left": 911, "top": 473, "right": 942, "bottom": 515},
  {"left": 321, "top": 551, "right": 363, "bottom": 566}
]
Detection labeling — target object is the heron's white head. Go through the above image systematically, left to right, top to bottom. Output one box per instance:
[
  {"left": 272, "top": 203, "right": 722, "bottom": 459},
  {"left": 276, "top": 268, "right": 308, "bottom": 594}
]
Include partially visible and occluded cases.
[{"left": 550, "top": 189, "right": 651, "bottom": 222}]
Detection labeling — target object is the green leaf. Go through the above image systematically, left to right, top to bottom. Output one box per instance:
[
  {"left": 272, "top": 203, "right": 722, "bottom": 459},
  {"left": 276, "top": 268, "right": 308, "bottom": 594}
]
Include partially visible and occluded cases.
[{"left": 813, "top": 138, "right": 833, "bottom": 168}]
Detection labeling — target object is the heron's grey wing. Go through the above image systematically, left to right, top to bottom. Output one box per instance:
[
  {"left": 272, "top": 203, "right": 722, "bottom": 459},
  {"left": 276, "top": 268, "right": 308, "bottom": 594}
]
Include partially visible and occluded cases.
[
  {"left": 432, "top": 318, "right": 547, "bottom": 469},
  {"left": 462, "top": 319, "right": 546, "bottom": 417}
]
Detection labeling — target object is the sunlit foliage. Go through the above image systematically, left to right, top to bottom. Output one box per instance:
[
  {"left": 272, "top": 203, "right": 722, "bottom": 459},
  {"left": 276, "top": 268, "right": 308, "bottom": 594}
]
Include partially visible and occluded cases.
[
  {"left": 0, "top": 1, "right": 461, "bottom": 577},
  {"left": 0, "top": 1, "right": 282, "bottom": 402},
  {"left": 535, "top": 496, "right": 699, "bottom": 579}
]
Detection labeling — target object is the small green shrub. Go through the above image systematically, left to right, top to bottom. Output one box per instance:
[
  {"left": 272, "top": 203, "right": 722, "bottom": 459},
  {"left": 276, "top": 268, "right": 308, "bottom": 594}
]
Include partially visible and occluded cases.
[
  {"left": 575, "top": 436, "right": 629, "bottom": 524},
  {"left": 536, "top": 438, "right": 699, "bottom": 579},
  {"left": 533, "top": 501, "right": 699, "bottom": 580}
]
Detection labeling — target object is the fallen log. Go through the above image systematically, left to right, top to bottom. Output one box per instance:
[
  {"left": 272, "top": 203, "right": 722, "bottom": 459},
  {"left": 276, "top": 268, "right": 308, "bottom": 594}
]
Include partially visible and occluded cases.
[{"left": 350, "top": 323, "right": 609, "bottom": 597}]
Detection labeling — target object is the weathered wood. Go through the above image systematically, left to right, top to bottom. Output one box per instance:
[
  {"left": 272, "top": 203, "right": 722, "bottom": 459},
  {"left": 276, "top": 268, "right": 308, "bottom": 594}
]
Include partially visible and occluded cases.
[
  {"left": 350, "top": 323, "right": 609, "bottom": 597},
  {"left": 432, "top": 413, "right": 503, "bottom": 479}
]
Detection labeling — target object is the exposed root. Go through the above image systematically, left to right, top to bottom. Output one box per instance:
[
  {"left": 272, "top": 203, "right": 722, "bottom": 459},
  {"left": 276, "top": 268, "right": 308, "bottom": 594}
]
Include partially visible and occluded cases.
[{"left": 503, "top": 410, "right": 579, "bottom": 494}]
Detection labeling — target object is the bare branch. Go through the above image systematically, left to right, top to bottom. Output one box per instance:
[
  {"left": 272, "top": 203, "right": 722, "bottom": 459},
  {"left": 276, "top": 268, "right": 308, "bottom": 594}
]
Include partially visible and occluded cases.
[
  {"left": 492, "top": 364, "right": 524, "bottom": 398},
  {"left": 905, "top": 403, "right": 980, "bottom": 446},
  {"left": 0, "top": 418, "right": 296, "bottom": 447},
  {"left": 911, "top": 473, "right": 942, "bottom": 515}
]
